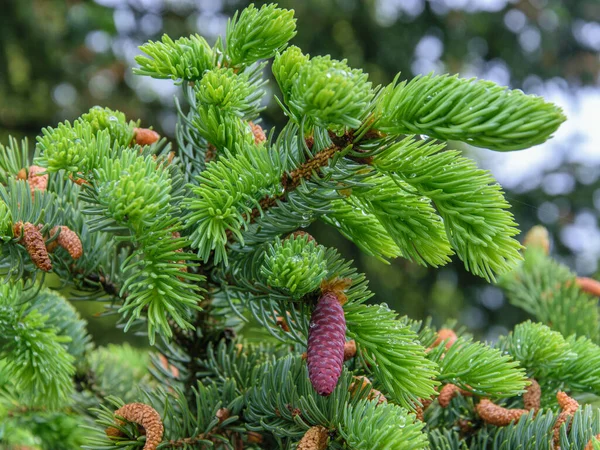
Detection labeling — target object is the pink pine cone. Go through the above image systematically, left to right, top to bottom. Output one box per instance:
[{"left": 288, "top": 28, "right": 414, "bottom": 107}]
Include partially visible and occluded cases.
[{"left": 307, "top": 292, "right": 346, "bottom": 396}]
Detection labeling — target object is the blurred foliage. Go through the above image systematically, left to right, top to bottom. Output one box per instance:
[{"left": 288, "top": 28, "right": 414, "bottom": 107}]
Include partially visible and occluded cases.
[{"left": 1, "top": 0, "right": 599, "bottom": 342}]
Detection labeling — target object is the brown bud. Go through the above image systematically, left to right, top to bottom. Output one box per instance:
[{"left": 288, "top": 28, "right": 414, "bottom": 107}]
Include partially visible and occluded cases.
[
  {"left": 249, "top": 121, "right": 266, "bottom": 145},
  {"left": 134, "top": 128, "right": 160, "bottom": 146},
  {"left": 28, "top": 165, "right": 48, "bottom": 197},
  {"left": 17, "top": 168, "right": 27, "bottom": 180},
  {"left": 69, "top": 173, "right": 89, "bottom": 186},
  {"left": 13, "top": 221, "right": 52, "bottom": 271},
  {"left": 523, "top": 225, "right": 550, "bottom": 255},
  {"left": 49, "top": 226, "right": 83, "bottom": 259},
  {"left": 319, "top": 277, "right": 352, "bottom": 305},
  {"left": 577, "top": 277, "right": 600, "bottom": 297},
  {"left": 276, "top": 315, "right": 290, "bottom": 332},
  {"left": 431, "top": 328, "right": 458, "bottom": 350},
  {"left": 343, "top": 340, "right": 357, "bottom": 361},
  {"left": 158, "top": 354, "right": 179, "bottom": 378},
  {"left": 523, "top": 378, "right": 541, "bottom": 411},
  {"left": 476, "top": 399, "right": 527, "bottom": 426},
  {"left": 108, "top": 403, "right": 164, "bottom": 450},
  {"left": 216, "top": 407, "right": 230, "bottom": 424},
  {"left": 297, "top": 426, "right": 329, "bottom": 450},
  {"left": 247, "top": 431, "right": 264, "bottom": 444}
]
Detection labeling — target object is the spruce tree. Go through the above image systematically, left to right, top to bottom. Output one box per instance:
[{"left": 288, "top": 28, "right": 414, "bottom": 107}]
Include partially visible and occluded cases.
[{"left": 2, "top": 3, "right": 599, "bottom": 449}]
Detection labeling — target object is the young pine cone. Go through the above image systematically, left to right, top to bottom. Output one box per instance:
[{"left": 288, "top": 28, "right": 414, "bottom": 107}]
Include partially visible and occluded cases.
[
  {"left": 13, "top": 221, "right": 52, "bottom": 271},
  {"left": 48, "top": 226, "right": 83, "bottom": 259},
  {"left": 307, "top": 292, "right": 346, "bottom": 396},
  {"left": 106, "top": 403, "right": 164, "bottom": 450},
  {"left": 297, "top": 426, "right": 329, "bottom": 450}
]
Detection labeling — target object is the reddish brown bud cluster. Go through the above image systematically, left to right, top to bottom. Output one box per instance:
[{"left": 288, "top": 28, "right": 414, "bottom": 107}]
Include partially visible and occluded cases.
[
  {"left": 249, "top": 121, "right": 267, "bottom": 145},
  {"left": 134, "top": 127, "right": 160, "bottom": 146},
  {"left": 13, "top": 221, "right": 52, "bottom": 272},
  {"left": 48, "top": 226, "right": 83, "bottom": 259},
  {"left": 307, "top": 292, "right": 346, "bottom": 396},
  {"left": 523, "top": 378, "right": 541, "bottom": 411},
  {"left": 438, "top": 384, "right": 472, "bottom": 408},
  {"left": 553, "top": 391, "right": 580, "bottom": 447},
  {"left": 476, "top": 399, "right": 528, "bottom": 426},
  {"left": 106, "top": 403, "right": 164, "bottom": 450},
  {"left": 297, "top": 426, "right": 329, "bottom": 450}
]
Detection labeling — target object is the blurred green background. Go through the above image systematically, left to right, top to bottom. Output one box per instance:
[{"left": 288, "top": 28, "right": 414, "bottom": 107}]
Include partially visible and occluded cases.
[{"left": 2, "top": 0, "right": 599, "bottom": 345}]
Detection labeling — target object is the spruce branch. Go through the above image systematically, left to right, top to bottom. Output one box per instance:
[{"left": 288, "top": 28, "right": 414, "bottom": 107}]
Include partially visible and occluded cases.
[
  {"left": 225, "top": 4, "right": 296, "bottom": 67},
  {"left": 134, "top": 34, "right": 216, "bottom": 82},
  {"left": 375, "top": 73, "right": 566, "bottom": 151},
  {"left": 373, "top": 136, "right": 522, "bottom": 281},
  {"left": 499, "top": 246, "right": 600, "bottom": 341},
  {"left": 0, "top": 283, "right": 75, "bottom": 409},
  {"left": 344, "top": 303, "right": 439, "bottom": 408},
  {"left": 432, "top": 336, "right": 527, "bottom": 397}
]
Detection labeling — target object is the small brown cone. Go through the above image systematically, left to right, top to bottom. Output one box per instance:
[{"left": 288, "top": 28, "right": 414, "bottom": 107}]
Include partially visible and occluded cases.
[
  {"left": 249, "top": 121, "right": 266, "bottom": 144},
  {"left": 134, "top": 128, "right": 160, "bottom": 146},
  {"left": 28, "top": 165, "right": 48, "bottom": 197},
  {"left": 13, "top": 221, "right": 52, "bottom": 271},
  {"left": 48, "top": 226, "right": 83, "bottom": 259},
  {"left": 523, "top": 378, "right": 541, "bottom": 411},
  {"left": 553, "top": 391, "right": 579, "bottom": 447},
  {"left": 476, "top": 399, "right": 527, "bottom": 426},
  {"left": 107, "top": 403, "right": 164, "bottom": 450},
  {"left": 297, "top": 426, "right": 329, "bottom": 450}
]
